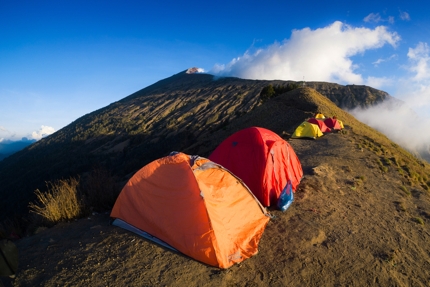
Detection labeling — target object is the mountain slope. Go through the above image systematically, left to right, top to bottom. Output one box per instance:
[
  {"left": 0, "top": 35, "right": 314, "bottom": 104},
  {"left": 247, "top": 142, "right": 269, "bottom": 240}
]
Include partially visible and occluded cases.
[
  {"left": 0, "top": 71, "right": 425, "bottom": 224},
  {"left": 7, "top": 84, "right": 430, "bottom": 287}
]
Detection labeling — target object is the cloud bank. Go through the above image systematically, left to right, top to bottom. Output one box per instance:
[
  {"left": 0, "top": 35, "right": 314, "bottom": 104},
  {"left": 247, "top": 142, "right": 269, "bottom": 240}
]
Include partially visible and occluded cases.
[
  {"left": 210, "top": 20, "right": 430, "bottom": 160},
  {"left": 211, "top": 21, "right": 400, "bottom": 87},
  {"left": 350, "top": 41, "right": 430, "bottom": 160},
  {"left": 350, "top": 99, "right": 430, "bottom": 160},
  {"left": 31, "top": 125, "right": 55, "bottom": 140},
  {"left": 0, "top": 126, "right": 10, "bottom": 134}
]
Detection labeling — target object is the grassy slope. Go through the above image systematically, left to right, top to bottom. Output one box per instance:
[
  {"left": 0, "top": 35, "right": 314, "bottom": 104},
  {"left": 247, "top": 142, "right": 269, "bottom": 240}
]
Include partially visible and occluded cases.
[{"left": 7, "top": 86, "right": 430, "bottom": 287}]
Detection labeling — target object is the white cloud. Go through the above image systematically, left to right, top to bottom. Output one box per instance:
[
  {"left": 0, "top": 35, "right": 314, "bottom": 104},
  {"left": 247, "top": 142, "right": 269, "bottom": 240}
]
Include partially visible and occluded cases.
[
  {"left": 399, "top": 11, "right": 410, "bottom": 21},
  {"left": 364, "top": 13, "right": 382, "bottom": 23},
  {"left": 364, "top": 13, "right": 396, "bottom": 24},
  {"left": 211, "top": 21, "right": 400, "bottom": 85},
  {"left": 389, "top": 42, "right": 430, "bottom": 120},
  {"left": 407, "top": 42, "right": 430, "bottom": 81},
  {"left": 348, "top": 43, "right": 430, "bottom": 156},
  {"left": 372, "top": 54, "right": 397, "bottom": 67},
  {"left": 365, "top": 76, "right": 393, "bottom": 89},
  {"left": 395, "top": 81, "right": 430, "bottom": 119},
  {"left": 407, "top": 86, "right": 430, "bottom": 112},
  {"left": 350, "top": 99, "right": 430, "bottom": 157},
  {"left": 31, "top": 125, "right": 56, "bottom": 140},
  {"left": 0, "top": 126, "right": 7, "bottom": 132}
]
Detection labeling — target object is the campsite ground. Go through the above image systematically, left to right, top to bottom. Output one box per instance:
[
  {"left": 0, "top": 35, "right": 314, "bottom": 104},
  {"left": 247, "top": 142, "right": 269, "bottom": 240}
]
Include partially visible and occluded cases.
[{"left": 3, "top": 128, "right": 430, "bottom": 287}]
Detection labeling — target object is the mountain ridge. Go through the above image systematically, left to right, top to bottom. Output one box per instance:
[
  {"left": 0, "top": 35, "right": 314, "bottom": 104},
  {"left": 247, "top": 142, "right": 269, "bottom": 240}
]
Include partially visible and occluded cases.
[
  {"left": 0, "top": 71, "right": 427, "bottom": 224},
  {"left": 6, "top": 78, "right": 430, "bottom": 286}
]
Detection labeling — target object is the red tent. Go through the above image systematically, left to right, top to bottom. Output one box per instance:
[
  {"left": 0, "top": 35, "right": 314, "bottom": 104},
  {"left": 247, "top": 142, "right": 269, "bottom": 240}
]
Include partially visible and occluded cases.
[
  {"left": 307, "top": 118, "right": 331, "bottom": 133},
  {"left": 324, "top": 118, "right": 342, "bottom": 130},
  {"left": 209, "top": 127, "right": 303, "bottom": 207}
]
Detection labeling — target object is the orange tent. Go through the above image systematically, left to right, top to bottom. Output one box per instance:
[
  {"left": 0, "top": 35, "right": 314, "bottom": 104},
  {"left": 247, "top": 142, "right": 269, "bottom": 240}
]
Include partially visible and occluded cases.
[
  {"left": 209, "top": 127, "right": 303, "bottom": 207},
  {"left": 110, "top": 152, "right": 270, "bottom": 269}
]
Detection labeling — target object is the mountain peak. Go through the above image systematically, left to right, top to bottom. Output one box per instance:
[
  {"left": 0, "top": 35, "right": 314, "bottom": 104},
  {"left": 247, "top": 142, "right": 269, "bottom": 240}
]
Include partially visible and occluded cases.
[{"left": 185, "top": 67, "right": 204, "bottom": 74}]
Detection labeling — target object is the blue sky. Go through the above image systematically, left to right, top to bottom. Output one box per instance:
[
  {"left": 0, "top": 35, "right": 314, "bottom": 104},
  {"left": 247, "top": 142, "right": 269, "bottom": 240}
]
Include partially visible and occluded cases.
[{"left": 1, "top": 1, "right": 430, "bottom": 146}]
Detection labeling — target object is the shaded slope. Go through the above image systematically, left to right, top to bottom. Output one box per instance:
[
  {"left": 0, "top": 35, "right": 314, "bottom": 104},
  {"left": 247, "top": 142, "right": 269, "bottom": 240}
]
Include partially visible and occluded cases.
[{"left": 0, "top": 72, "right": 268, "bottom": 221}]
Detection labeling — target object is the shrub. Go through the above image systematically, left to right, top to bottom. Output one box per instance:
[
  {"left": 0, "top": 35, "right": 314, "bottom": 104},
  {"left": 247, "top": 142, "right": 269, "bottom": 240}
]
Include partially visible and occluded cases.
[
  {"left": 259, "top": 83, "right": 300, "bottom": 102},
  {"left": 260, "top": 84, "right": 276, "bottom": 101},
  {"left": 383, "top": 157, "right": 392, "bottom": 166},
  {"left": 391, "top": 157, "right": 400, "bottom": 167},
  {"left": 81, "top": 167, "right": 120, "bottom": 212},
  {"left": 409, "top": 171, "right": 419, "bottom": 182},
  {"left": 29, "top": 177, "right": 82, "bottom": 224},
  {"left": 400, "top": 185, "right": 411, "bottom": 196},
  {"left": 396, "top": 201, "right": 406, "bottom": 212},
  {"left": 413, "top": 217, "right": 424, "bottom": 225}
]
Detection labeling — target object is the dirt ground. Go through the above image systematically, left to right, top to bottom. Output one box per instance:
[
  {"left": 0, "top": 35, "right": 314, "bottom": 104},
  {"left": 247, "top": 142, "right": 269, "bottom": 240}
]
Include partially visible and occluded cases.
[{"left": 3, "top": 130, "right": 430, "bottom": 287}]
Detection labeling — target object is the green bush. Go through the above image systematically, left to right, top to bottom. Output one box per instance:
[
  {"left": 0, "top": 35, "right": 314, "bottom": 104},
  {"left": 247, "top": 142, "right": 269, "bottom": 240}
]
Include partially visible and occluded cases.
[
  {"left": 260, "top": 83, "right": 300, "bottom": 102},
  {"left": 260, "top": 84, "right": 276, "bottom": 101},
  {"left": 413, "top": 217, "right": 424, "bottom": 225}
]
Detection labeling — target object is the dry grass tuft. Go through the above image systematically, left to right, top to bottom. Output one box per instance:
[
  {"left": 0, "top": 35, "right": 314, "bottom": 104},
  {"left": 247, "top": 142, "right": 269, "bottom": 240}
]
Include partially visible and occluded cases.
[
  {"left": 27, "top": 167, "right": 119, "bottom": 227},
  {"left": 28, "top": 177, "right": 82, "bottom": 224},
  {"left": 400, "top": 185, "right": 411, "bottom": 196},
  {"left": 395, "top": 201, "right": 407, "bottom": 212},
  {"left": 413, "top": 217, "right": 425, "bottom": 225}
]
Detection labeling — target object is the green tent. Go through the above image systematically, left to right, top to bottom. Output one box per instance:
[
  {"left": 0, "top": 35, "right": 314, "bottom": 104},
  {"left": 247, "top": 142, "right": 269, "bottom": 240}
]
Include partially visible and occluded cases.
[{"left": 291, "top": 121, "right": 323, "bottom": 139}]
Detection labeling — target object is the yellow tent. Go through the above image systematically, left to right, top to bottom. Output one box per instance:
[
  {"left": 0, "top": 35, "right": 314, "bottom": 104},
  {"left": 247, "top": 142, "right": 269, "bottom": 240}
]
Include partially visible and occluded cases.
[
  {"left": 315, "top": 113, "right": 326, "bottom": 119},
  {"left": 291, "top": 121, "right": 323, "bottom": 139}
]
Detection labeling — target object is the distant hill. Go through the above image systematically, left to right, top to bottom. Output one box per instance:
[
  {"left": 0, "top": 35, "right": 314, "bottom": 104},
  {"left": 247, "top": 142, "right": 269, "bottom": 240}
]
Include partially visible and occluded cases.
[
  {"left": 0, "top": 70, "right": 428, "bottom": 224},
  {"left": 304, "top": 82, "right": 393, "bottom": 109},
  {"left": 0, "top": 138, "right": 36, "bottom": 161}
]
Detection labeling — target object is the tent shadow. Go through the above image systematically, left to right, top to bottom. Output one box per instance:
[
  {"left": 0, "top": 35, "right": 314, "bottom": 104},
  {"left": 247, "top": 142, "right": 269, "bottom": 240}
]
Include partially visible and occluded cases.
[{"left": 126, "top": 227, "right": 242, "bottom": 270}]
